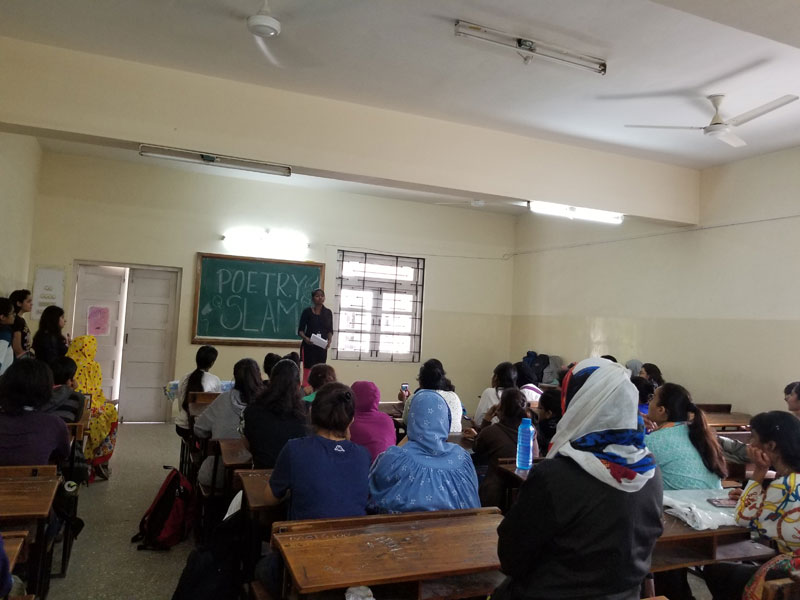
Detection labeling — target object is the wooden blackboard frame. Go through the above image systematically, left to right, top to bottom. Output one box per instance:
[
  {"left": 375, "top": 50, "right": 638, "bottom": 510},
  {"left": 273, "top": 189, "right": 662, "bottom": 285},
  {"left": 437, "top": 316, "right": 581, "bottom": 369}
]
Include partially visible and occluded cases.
[{"left": 191, "top": 252, "right": 326, "bottom": 346}]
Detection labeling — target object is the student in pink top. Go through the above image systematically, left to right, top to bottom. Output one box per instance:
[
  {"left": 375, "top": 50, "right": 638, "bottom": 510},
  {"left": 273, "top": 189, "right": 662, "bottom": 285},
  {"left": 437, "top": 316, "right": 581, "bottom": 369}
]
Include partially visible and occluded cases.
[{"left": 349, "top": 380, "right": 396, "bottom": 462}]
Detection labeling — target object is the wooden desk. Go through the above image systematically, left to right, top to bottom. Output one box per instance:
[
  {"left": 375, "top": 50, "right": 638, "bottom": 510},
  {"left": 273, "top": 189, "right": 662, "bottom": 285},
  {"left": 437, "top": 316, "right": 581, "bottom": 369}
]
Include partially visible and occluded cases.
[
  {"left": 188, "top": 402, "right": 209, "bottom": 419},
  {"left": 706, "top": 412, "right": 751, "bottom": 429},
  {"left": 446, "top": 433, "right": 473, "bottom": 453},
  {"left": 219, "top": 439, "right": 252, "bottom": 495},
  {"left": 496, "top": 464, "right": 775, "bottom": 570},
  {"left": 238, "top": 469, "right": 272, "bottom": 513},
  {"left": 0, "top": 478, "right": 59, "bottom": 597},
  {"left": 272, "top": 509, "right": 503, "bottom": 596},
  {"left": 4, "top": 534, "right": 25, "bottom": 571}
]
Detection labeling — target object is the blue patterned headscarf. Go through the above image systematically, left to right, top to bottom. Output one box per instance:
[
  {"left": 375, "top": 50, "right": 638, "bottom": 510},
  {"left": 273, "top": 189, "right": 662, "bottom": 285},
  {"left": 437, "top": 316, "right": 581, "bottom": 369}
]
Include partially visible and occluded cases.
[{"left": 368, "top": 391, "right": 479, "bottom": 512}]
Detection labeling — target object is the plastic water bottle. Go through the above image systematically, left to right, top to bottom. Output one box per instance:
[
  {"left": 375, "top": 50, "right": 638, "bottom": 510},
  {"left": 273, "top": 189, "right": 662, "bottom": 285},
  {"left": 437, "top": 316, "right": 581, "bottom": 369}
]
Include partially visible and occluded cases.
[{"left": 516, "top": 417, "right": 535, "bottom": 470}]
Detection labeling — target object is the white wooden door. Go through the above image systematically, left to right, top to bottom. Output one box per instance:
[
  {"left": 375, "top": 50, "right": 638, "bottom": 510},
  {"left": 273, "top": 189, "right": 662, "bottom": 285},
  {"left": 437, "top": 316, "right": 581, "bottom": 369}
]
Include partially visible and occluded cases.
[
  {"left": 72, "top": 265, "right": 128, "bottom": 401},
  {"left": 119, "top": 268, "right": 179, "bottom": 422}
]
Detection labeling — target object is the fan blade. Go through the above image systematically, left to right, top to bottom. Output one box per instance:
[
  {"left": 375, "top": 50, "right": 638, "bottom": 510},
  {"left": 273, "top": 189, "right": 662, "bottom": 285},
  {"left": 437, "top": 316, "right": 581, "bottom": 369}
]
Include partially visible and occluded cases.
[
  {"left": 253, "top": 36, "right": 285, "bottom": 68},
  {"left": 728, "top": 95, "right": 799, "bottom": 127},
  {"left": 625, "top": 125, "right": 703, "bottom": 130},
  {"left": 715, "top": 131, "right": 747, "bottom": 148}
]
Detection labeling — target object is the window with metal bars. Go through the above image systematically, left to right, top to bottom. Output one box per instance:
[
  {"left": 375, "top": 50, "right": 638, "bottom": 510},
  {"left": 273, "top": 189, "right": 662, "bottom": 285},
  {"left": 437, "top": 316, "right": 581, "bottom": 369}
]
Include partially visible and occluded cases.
[{"left": 332, "top": 250, "right": 424, "bottom": 362}]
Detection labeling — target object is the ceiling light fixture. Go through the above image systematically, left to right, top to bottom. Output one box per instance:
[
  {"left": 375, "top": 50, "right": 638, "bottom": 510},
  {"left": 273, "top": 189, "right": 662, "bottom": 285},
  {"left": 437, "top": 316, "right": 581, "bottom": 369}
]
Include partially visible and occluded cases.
[
  {"left": 454, "top": 20, "right": 606, "bottom": 75},
  {"left": 139, "top": 144, "right": 291, "bottom": 177},
  {"left": 529, "top": 200, "right": 623, "bottom": 224}
]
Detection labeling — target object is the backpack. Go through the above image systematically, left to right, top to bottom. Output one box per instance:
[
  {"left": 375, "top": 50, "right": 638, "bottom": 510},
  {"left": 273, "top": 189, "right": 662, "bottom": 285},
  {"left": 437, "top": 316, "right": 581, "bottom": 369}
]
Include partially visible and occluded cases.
[
  {"left": 531, "top": 353, "right": 549, "bottom": 383},
  {"left": 131, "top": 466, "right": 194, "bottom": 551},
  {"left": 171, "top": 510, "right": 245, "bottom": 600}
]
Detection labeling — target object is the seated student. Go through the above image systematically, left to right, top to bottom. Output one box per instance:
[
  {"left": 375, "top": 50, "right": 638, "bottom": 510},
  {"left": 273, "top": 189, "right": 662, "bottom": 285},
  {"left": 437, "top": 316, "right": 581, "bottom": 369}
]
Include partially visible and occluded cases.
[
  {"left": 0, "top": 298, "right": 14, "bottom": 376},
  {"left": 32, "top": 305, "right": 70, "bottom": 366},
  {"left": 174, "top": 345, "right": 221, "bottom": 440},
  {"left": 261, "top": 352, "right": 281, "bottom": 385},
  {"left": 40, "top": 356, "right": 85, "bottom": 423},
  {"left": 194, "top": 358, "right": 262, "bottom": 487},
  {"left": 495, "top": 358, "right": 663, "bottom": 600},
  {"left": 0, "top": 359, "right": 70, "bottom": 466},
  {"left": 243, "top": 359, "right": 308, "bottom": 469},
  {"left": 401, "top": 359, "right": 463, "bottom": 433},
  {"left": 513, "top": 361, "right": 543, "bottom": 407},
  {"left": 474, "top": 362, "right": 517, "bottom": 425},
  {"left": 639, "top": 362, "right": 665, "bottom": 387},
  {"left": 302, "top": 364, "right": 336, "bottom": 403},
  {"left": 631, "top": 375, "right": 656, "bottom": 415},
  {"left": 349, "top": 380, "right": 395, "bottom": 462},
  {"left": 264, "top": 382, "right": 371, "bottom": 519},
  {"left": 646, "top": 382, "right": 726, "bottom": 490},
  {"left": 472, "top": 388, "right": 537, "bottom": 508},
  {"left": 536, "top": 388, "right": 562, "bottom": 456},
  {"left": 370, "top": 390, "right": 479, "bottom": 512},
  {"left": 704, "top": 411, "right": 800, "bottom": 600},
  {"left": 0, "top": 533, "right": 11, "bottom": 598}
]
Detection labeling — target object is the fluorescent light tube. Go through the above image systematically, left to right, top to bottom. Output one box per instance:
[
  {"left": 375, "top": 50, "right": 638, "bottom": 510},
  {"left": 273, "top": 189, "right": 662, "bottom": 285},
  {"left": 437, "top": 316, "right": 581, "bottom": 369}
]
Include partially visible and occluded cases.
[
  {"left": 454, "top": 20, "right": 606, "bottom": 75},
  {"left": 139, "top": 144, "right": 291, "bottom": 177},
  {"left": 529, "top": 200, "right": 624, "bottom": 224}
]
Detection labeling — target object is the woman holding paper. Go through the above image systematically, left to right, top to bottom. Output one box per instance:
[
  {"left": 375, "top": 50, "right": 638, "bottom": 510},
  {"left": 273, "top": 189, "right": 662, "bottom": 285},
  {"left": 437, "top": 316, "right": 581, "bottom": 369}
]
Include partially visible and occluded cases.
[{"left": 297, "top": 288, "right": 333, "bottom": 386}]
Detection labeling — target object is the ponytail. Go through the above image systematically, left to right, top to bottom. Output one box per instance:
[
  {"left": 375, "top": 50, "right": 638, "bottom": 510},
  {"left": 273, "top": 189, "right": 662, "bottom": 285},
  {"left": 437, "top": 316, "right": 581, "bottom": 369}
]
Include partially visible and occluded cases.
[
  {"left": 182, "top": 345, "right": 219, "bottom": 412},
  {"left": 182, "top": 368, "right": 206, "bottom": 413},
  {"left": 659, "top": 383, "right": 727, "bottom": 479}
]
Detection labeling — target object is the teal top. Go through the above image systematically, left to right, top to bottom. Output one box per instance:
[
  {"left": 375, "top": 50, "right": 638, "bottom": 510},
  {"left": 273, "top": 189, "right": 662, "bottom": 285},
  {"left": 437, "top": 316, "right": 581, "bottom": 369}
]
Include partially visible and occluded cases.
[
  {"left": 303, "top": 391, "right": 316, "bottom": 403},
  {"left": 646, "top": 422, "right": 722, "bottom": 490}
]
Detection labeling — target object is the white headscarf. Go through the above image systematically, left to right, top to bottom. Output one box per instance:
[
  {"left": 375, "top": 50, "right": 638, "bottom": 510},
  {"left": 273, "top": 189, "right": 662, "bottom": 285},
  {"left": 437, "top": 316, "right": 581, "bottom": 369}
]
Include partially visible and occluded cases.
[{"left": 548, "top": 358, "right": 656, "bottom": 492}]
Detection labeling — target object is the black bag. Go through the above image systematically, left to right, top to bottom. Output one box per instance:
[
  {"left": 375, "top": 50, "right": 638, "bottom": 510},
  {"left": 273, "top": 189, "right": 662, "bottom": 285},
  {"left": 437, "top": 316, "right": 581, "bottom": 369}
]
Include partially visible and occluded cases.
[
  {"left": 531, "top": 353, "right": 549, "bottom": 383},
  {"left": 171, "top": 511, "right": 245, "bottom": 600}
]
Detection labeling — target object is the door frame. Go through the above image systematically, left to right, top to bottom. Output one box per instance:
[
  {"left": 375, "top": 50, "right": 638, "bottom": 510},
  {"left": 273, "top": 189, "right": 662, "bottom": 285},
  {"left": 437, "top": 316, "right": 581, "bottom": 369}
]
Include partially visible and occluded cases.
[{"left": 72, "top": 259, "right": 182, "bottom": 420}]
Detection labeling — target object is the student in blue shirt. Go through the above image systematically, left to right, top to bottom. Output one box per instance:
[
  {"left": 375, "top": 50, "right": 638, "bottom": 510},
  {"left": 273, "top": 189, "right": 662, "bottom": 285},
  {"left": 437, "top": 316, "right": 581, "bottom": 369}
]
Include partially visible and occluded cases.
[{"left": 263, "top": 381, "right": 371, "bottom": 520}]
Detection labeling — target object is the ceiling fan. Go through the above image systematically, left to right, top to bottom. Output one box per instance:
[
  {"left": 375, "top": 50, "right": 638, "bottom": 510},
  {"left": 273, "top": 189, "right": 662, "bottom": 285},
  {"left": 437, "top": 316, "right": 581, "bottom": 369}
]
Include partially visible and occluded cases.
[{"left": 626, "top": 94, "right": 798, "bottom": 147}]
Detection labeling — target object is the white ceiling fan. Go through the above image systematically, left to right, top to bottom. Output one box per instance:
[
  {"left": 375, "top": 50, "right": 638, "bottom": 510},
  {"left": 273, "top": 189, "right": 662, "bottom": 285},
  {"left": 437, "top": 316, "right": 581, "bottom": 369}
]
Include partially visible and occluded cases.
[{"left": 626, "top": 94, "right": 798, "bottom": 147}]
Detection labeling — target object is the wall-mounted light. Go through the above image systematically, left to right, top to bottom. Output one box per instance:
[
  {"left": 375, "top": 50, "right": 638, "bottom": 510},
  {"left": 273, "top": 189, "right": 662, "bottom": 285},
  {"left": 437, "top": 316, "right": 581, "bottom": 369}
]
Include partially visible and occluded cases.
[
  {"left": 139, "top": 144, "right": 291, "bottom": 177},
  {"left": 529, "top": 200, "right": 624, "bottom": 225},
  {"left": 222, "top": 226, "right": 309, "bottom": 259}
]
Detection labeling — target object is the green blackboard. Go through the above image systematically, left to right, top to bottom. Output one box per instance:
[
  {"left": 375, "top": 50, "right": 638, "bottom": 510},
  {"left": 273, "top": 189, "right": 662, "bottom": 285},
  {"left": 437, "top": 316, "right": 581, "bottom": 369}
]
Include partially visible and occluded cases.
[{"left": 192, "top": 253, "right": 325, "bottom": 346}]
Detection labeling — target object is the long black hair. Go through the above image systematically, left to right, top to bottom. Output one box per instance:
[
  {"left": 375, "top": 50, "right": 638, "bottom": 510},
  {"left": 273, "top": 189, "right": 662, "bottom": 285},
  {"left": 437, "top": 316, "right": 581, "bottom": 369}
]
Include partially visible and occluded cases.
[
  {"left": 9, "top": 289, "right": 30, "bottom": 315},
  {"left": 33, "top": 305, "right": 66, "bottom": 348},
  {"left": 182, "top": 345, "right": 218, "bottom": 412},
  {"left": 232, "top": 358, "right": 263, "bottom": 405},
  {"left": 255, "top": 358, "right": 306, "bottom": 419},
  {"left": 418, "top": 358, "right": 455, "bottom": 391},
  {"left": 0, "top": 359, "right": 53, "bottom": 415},
  {"left": 493, "top": 362, "right": 517, "bottom": 398},
  {"left": 642, "top": 363, "right": 665, "bottom": 387},
  {"left": 656, "top": 382, "right": 727, "bottom": 479},
  {"left": 497, "top": 387, "right": 527, "bottom": 427},
  {"left": 750, "top": 411, "right": 800, "bottom": 473}
]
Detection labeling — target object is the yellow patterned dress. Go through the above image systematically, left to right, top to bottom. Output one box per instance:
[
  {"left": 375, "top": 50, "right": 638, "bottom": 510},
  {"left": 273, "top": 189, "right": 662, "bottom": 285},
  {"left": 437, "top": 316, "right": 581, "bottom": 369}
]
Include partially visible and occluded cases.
[{"left": 66, "top": 335, "right": 119, "bottom": 479}]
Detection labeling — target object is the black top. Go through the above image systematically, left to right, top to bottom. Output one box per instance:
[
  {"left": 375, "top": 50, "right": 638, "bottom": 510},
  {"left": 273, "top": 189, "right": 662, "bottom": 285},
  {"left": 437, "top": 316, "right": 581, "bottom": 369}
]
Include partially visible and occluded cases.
[
  {"left": 297, "top": 306, "right": 333, "bottom": 368},
  {"left": 12, "top": 316, "right": 32, "bottom": 355},
  {"left": 32, "top": 333, "right": 67, "bottom": 365},
  {"left": 242, "top": 403, "right": 308, "bottom": 469},
  {"left": 497, "top": 455, "right": 663, "bottom": 600}
]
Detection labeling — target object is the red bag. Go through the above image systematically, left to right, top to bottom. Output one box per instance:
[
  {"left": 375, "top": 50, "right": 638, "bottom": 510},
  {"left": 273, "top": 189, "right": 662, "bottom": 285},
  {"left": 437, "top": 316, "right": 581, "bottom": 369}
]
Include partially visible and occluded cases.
[{"left": 131, "top": 467, "right": 194, "bottom": 550}]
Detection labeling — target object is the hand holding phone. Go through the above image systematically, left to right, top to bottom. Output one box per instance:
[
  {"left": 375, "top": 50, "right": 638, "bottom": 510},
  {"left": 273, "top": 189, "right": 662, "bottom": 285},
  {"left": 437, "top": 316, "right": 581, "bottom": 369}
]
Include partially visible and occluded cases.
[{"left": 400, "top": 383, "right": 410, "bottom": 399}]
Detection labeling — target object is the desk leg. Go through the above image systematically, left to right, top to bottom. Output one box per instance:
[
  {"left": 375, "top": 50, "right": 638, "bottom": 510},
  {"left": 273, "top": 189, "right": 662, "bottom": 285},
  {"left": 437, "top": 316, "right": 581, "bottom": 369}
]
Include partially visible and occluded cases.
[{"left": 26, "top": 517, "right": 48, "bottom": 597}]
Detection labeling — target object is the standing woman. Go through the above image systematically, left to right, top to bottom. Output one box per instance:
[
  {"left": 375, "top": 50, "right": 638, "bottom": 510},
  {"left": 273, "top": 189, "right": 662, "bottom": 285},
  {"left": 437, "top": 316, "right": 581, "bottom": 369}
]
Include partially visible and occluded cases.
[
  {"left": 297, "top": 288, "right": 333, "bottom": 387},
  {"left": 9, "top": 289, "right": 33, "bottom": 358},
  {"left": 32, "top": 305, "right": 70, "bottom": 365}
]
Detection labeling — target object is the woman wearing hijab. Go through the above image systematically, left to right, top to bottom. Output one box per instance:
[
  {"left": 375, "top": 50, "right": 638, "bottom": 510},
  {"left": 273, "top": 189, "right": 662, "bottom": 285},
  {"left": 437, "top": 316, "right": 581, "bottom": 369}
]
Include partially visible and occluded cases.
[
  {"left": 67, "top": 335, "right": 119, "bottom": 481},
  {"left": 495, "top": 358, "right": 663, "bottom": 600},
  {"left": 349, "top": 380, "right": 395, "bottom": 462},
  {"left": 369, "top": 390, "right": 479, "bottom": 513}
]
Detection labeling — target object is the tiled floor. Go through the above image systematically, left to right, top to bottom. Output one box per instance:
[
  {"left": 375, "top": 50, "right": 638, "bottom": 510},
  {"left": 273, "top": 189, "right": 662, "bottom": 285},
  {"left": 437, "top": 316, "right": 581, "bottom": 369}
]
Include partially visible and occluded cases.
[{"left": 49, "top": 423, "right": 193, "bottom": 600}]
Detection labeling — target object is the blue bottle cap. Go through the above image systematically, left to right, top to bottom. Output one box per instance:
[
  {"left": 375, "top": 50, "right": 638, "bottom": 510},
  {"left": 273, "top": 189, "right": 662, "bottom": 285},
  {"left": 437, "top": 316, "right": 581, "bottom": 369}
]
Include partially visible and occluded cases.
[{"left": 521, "top": 417, "right": 532, "bottom": 426}]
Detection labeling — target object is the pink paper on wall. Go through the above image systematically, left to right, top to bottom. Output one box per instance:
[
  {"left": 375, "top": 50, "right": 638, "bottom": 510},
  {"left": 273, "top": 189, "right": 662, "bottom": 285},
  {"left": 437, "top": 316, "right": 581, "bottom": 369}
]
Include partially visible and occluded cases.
[{"left": 87, "top": 306, "right": 111, "bottom": 337}]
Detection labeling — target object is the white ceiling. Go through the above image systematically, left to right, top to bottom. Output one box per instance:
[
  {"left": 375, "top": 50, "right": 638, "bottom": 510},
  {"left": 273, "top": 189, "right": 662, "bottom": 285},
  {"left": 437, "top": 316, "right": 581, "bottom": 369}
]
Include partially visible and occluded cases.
[{"left": 3, "top": 0, "right": 800, "bottom": 170}]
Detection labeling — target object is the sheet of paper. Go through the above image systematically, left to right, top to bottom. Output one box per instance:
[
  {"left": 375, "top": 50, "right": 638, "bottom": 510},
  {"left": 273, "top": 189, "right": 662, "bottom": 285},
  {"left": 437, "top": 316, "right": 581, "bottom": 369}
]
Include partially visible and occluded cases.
[{"left": 310, "top": 333, "right": 328, "bottom": 349}]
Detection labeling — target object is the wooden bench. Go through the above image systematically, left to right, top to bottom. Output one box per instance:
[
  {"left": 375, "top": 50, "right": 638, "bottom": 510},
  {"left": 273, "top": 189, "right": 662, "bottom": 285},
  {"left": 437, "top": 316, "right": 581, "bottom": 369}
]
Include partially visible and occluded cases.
[
  {"left": 697, "top": 403, "right": 732, "bottom": 413},
  {"left": 0, "top": 465, "right": 57, "bottom": 479}
]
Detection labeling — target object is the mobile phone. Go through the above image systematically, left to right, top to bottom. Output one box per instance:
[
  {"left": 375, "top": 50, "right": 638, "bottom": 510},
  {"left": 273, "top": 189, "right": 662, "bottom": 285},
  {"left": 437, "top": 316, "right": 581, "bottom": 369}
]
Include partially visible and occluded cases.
[
  {"left": 400, "top": 383, "right": 409, "bottom": 392},
  {"left": 707, "top": 497, "right": 737, "bottom": 508}
]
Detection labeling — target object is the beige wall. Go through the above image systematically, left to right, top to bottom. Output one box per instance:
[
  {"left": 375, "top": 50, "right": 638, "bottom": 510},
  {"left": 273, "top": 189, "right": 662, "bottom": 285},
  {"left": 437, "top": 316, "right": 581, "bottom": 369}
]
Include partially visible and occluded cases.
[
  {"left": 0, "top": 35, "right": 699, "bottom": 224},
  {"left": 0, "top": 133, "right": 39, "bottom": 295},
  {"left": 511, "top": 146, "right": 800, "bottom": 415},
  {"left": 31, "top": 151, "right": 515, "bottom": 413}
]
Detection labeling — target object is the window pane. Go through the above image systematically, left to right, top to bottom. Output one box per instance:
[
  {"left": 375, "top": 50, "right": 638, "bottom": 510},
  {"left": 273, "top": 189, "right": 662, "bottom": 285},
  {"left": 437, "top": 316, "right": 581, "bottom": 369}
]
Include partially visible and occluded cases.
[
  {"left": 342, "top": 261, "right": 414, "bottom": 282},
  {"left": 340, "top": 289, "right": 374, "bottom": 310},
  {"left": 382, "top": 293, "right": 413, "bottom": 312},
  {"left": 340, "top": 310, "right": 372, "bottom": 332},
  {"left": 380, "top": 313, "right": 412, "bottom": 333},
  {"left": 338, "top": 333, "right": 371, "bottom": 353},
  {"left": 379, "top": 335, "right": 411, "bottom": 353}
]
